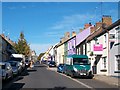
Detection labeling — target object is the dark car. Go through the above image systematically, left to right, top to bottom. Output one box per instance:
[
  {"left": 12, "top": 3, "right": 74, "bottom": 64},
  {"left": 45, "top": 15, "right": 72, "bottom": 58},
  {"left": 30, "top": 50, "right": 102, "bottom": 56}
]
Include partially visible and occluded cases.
[
  {"left": 10, "top": 57, "right": 26, "bottom": 70},
  {"left": 25, "top": 59, "right": 30, "bottom": 67},
  {"left": 41, "top": 60, "right": 47, "bottom": 64},
  {"left": 7, "top": 61, "right": 22, "bottom": 76},
  {"left": 48, "top": 61, "right": 56, "bottom": 67},
  {"left": 0, "top": 62, "right": 13, "bottom": 81},
  {"left": 57, "top": 64, "right": 64, "bottom": 73},
  {"left": 62, "top": 64, "right": 67, "bottom": 74}
]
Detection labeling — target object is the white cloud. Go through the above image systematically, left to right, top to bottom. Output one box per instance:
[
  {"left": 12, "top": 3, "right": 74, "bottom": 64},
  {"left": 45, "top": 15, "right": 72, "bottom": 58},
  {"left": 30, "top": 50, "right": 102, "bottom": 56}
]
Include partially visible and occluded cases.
[
  {"left": 51, "top": 14, "right": 95, "bottom": 30},
  {"left": 30, "top": 43, "right": 53, "bottom": 56}
]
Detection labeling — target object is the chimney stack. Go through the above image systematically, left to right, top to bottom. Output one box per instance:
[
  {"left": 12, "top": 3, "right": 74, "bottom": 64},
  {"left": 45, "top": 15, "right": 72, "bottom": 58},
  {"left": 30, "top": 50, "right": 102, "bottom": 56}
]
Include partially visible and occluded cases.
[
  {"left": 102, "top": 15, "right": 112, "bottom": 27},
  {"left": 84, "top": 22, "right": 92, "bottom": 29},
  {"left": 95, "top": 22, "right": 102, "bottom": 30},
  {"left": 90, "top": 26, "right": 95, "bottom": 34},
  {"left": 79, "top": 29, "right": 83, "bottom": 32},
  {"left": 72, "top": 31, "right": 76, "bottom": 37},
  {"left": 65, "top": 32, "right": 70, "bottom": 39}
]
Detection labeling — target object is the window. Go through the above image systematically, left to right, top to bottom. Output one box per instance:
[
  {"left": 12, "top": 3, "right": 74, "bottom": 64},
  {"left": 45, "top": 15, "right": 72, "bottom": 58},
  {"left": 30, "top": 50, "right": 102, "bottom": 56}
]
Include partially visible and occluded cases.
[
  {"left": 104, "top": 34, "right": 106, "bottom": 43},
  {"left": 109, "top": 34, "right": 115, "bottom": 39},
  {"left": 110, "top": 42, "right": 115, "bottom": 49},
  {"left": 115, "top": 55, "right": 120, "bottom": 71},
  {"left": 102, "top": 57, "right": 107, "bottom": 69},
  {"left": 73, "top": 58, "right": 89, "bottom": 65}
]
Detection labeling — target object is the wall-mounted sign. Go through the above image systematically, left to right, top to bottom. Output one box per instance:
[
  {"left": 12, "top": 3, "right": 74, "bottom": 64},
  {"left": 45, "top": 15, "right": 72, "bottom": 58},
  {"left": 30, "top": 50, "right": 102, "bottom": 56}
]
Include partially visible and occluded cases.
[
  {"left": 93, "top": 44, "right": 103, "bottom": 51},
  {"left": 93, "top": 44, "right": 103, "bottom": 55}
]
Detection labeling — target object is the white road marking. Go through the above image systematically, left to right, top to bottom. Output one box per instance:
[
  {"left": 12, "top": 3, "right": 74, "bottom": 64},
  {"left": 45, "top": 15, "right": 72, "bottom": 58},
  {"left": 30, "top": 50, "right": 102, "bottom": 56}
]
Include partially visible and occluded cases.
[
  {"left": 47, "top": 67, "right": 93, "bottom": 89},
  {"left": 57, "top": 72, "right": 93, "bottom": 89}
]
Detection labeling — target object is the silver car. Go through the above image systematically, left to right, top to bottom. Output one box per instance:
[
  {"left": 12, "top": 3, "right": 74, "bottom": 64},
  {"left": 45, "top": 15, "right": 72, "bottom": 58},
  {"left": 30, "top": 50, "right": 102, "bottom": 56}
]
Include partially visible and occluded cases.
[{"left": 0, "top": 62, "right": 13, "bottom": 81}]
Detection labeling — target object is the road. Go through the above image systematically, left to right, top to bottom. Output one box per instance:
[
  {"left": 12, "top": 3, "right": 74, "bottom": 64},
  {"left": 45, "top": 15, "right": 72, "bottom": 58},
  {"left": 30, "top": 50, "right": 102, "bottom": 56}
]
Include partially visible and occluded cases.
[{"left": 2, "top": 63, "right": 119, "bottom": 90}]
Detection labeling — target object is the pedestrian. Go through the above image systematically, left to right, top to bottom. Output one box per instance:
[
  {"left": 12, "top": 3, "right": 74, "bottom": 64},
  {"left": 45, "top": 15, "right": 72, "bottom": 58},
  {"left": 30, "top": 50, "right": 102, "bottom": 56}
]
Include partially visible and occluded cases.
[{"left": 29, "top": 60, "right": 34, "bottom": 68}]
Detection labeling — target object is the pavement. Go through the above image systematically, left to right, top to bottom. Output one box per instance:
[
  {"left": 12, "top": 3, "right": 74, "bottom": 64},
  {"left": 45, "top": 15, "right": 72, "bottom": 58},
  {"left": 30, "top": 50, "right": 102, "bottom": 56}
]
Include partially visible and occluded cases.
[
  {"left": 47, "top": 67, "right": 120, "bottom": 87},
  {"left": 93, "top": 74, "right": 120, "bottom": 87}
]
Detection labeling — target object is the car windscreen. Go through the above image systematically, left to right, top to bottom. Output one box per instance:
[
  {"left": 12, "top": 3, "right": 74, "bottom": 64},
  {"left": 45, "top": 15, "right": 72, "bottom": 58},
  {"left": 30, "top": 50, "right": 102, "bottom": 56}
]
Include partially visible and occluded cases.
[
  {"left": 10, "top": 57, "right": 22, "bottom": 62},
  {"left": 73, "top": 58, "right": 89, "bottom": 65},
  {"left": 25, "top": 60, "right": 28, "bottom": 62},
  {"left": 9, "top": 62, "right": 17, "bottom": 67},
  {"left": 50, "top": 62, "right": 55, "bottom": 64},
  {"left": 59, "top": 64, "right": 64, "bottom": 67}
]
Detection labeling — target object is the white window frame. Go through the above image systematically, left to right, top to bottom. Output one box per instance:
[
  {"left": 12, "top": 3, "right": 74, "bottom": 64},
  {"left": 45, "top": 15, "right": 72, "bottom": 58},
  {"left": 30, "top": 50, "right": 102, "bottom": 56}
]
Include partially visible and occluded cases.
[
  {"left": 115, "top": 55, "right": 120, "bottom": 71},
  {"left": 101, "top": 57, "right": 107, "bottom": 69}
]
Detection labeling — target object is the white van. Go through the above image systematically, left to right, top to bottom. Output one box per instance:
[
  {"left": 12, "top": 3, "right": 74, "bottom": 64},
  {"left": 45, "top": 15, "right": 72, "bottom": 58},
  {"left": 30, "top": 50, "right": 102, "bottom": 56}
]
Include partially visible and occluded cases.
[{"left": 10, "top": 54, "right": 25, "bottom": 70}]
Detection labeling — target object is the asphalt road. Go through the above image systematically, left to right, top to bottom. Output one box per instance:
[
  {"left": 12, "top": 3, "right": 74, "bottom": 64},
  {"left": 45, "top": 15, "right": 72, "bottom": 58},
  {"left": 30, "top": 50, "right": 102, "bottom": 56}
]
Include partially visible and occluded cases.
[{"left": 2, "top": 63, "right": 119, "bottom": 90}]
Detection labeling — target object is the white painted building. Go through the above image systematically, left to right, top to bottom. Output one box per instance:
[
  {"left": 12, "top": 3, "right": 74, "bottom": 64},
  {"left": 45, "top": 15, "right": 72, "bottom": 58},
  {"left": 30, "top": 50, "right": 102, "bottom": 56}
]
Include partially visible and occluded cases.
[
  {"left": 86, "top": 18, "right": 120, "bottom": 76},
  {"left": 109, "top": 24, "right": 120, "bottom": 76},
  {"left": 56, "top": 43, "right": 65, "bottom": 66}
]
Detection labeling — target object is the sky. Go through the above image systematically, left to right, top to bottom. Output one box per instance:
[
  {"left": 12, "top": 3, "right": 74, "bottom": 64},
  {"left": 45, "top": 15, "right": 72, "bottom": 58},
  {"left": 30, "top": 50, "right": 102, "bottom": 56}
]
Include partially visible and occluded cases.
[{"left": 2, "top": 2, "right": 118, "bottom": 55}]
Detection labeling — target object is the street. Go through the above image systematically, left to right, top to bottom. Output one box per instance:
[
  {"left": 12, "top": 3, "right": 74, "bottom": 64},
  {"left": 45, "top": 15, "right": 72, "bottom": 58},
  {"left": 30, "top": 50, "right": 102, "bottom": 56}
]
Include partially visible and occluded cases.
[{"left": 2, "top": 63, "right": 119, "bottom": 90}]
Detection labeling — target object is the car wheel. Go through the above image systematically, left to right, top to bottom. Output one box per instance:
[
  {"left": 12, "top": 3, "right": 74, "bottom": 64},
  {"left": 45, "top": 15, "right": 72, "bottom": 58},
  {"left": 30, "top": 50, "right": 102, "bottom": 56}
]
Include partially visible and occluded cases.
[
  {"left": 10, "top": 72, "right": 13, "bottom": 79},
  {"left": 71, "top": 73, "right": 74, "bottom": 78},
  {"left": 5, "top": 74, "right": 8, "bottom": 81}
]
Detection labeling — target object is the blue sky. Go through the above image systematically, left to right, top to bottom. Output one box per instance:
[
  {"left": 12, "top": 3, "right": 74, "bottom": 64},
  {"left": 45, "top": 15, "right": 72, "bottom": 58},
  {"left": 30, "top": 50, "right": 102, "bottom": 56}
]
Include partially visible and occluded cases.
[{"left": 2, "top": 2, "right": 118, "bottom": 55}]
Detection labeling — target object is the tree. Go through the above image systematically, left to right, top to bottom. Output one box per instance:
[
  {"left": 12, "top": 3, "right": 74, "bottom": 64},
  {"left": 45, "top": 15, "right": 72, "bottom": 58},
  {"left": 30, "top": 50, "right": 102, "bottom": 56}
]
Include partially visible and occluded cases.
[
  {"left": 14, "top": 32, "right": 31, "bottom": 57},
  {"left": 37, "top": 53, "right": 45, "bottom": 60}
]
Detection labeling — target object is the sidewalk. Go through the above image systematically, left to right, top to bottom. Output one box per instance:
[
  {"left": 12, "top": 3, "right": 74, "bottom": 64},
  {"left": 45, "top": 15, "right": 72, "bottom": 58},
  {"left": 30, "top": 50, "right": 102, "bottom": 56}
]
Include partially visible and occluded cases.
[{"left": 94, "top": 74, "right": 120, "bottom": 87}]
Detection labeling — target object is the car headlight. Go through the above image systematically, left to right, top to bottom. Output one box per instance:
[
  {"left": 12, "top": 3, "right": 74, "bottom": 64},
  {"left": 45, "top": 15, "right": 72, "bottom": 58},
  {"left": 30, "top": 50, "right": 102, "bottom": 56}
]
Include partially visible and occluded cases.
[
  {"left": 20, "top": 62, "right": 22, "bottom": 66},
  {"left": 73, "top": 67, "right": 78, "bottom": 72}
]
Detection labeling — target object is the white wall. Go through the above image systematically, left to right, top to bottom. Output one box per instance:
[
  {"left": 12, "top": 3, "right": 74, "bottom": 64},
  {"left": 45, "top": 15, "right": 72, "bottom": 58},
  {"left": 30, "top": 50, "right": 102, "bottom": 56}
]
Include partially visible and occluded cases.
[
  {"left": 109, "top": 27, "right": 120, "bottom": 76},
  {"left": 56, "top": 44, "right": 64, "bottom": 66}
]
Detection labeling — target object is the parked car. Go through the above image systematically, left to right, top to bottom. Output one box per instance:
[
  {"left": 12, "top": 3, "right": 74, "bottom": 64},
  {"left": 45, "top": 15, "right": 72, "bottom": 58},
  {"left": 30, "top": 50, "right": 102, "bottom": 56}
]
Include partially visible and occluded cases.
[
  {"left": 10, "top": 54, "right": 26, "bottom": 70},
  {"left": 10, "top": 57, "right": 26, "bottom": 70},
  {"left": 25, "top": 59, "right": 30, "bottom": 67},
  {"left": 41, "top": 60, "right": 47, "bottom": 64},
  {"left": 7, "top": 61, "right": 22, "bottom": 76},
  {"left": 47, "top": 61, "right": 51, "bottom": 65},
  {"left": 48, "top": 61, "right": 56, "bottom": 67},
  {"left": 0, "top": 62, "right": 13, "bottom": 81},
  {"left": 57, "top": 64, "right": 65, "bottom": 73},
  {"left": 62, "top": 64, "right": 67, "bottom": 74}
]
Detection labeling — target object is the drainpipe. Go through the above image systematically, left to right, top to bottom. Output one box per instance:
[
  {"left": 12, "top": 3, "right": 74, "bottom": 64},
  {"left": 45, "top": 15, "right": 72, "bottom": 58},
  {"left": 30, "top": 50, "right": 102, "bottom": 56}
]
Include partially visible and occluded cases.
[{"left": 106, "top": 30, "right": 110, "bottom": 76}]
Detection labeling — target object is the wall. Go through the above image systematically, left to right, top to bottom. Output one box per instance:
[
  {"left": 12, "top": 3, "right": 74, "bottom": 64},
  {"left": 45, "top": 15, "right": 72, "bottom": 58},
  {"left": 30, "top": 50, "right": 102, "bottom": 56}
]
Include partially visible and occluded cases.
[
  {"left": 76, "top": 27, "right": 91, "bottom": 46},
  {"left": 109, "top": 27, "right": 120, "bottom": 76},
  {"left": 68, "top": 37, "right": 76, "bottom": 55},
  {"left": 64, "top": 42, "right": 68, "bottom": 63},
  {"left": 56, "top": 44, "right": 64, "bottom": 66}
]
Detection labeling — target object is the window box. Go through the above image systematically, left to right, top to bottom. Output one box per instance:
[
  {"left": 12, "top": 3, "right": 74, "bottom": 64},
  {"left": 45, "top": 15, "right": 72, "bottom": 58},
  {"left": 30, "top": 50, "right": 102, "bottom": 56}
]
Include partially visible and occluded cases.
[
  {"left": 100, "top": 69, "right": 107, "bottom": 72},
  {"left": 114, "top": 71, "right": 120, "bottom": 73}
]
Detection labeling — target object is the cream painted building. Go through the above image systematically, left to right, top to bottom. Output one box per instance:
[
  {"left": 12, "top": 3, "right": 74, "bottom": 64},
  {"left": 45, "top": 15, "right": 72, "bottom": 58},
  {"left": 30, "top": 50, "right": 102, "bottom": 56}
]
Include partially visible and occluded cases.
[{"left": 56, "top": 43, "right": 65, "bottom": 66}]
